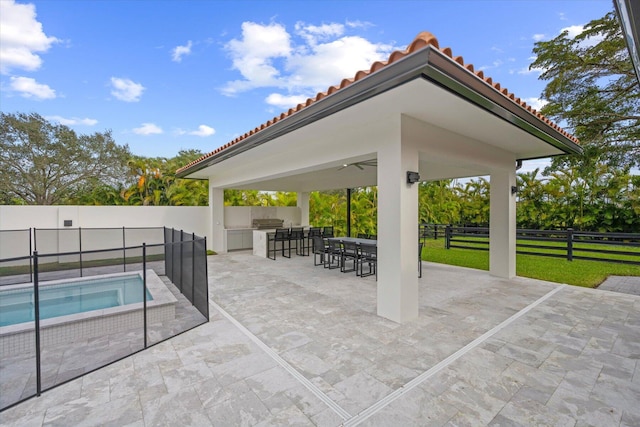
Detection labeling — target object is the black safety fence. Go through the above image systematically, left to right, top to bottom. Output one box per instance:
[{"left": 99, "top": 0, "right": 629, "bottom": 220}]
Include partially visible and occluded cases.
[
  {"left": 429, "top": 224, "right": 640, "bottom": 265},
  {"left": 0, "top": 227, "right": 209, "bottom": 412},
  {"left": 164, "top": 228, "right": 209, "bottom": 319}
]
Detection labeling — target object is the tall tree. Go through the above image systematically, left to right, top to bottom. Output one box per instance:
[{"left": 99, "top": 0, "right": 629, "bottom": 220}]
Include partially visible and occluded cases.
[
  {"left": 530, "top": 11, "right": 640, "bottom": 172},
  {"left": 0, "top": 112, "right": 131, "bottom": 205}
]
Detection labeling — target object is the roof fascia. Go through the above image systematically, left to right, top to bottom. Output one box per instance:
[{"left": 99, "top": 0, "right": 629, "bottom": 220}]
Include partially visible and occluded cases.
[
  {"left": 178, "top": 46, "right": 581, "bottom": 178},
  {"left": 424, "top": 49, "right": 583, "bottom": 158}
]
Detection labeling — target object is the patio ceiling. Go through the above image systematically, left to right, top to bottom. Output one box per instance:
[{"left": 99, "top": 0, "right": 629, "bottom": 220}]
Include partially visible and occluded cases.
[{"left": 178, "top": 33, "right": 581, "bottom": 192}]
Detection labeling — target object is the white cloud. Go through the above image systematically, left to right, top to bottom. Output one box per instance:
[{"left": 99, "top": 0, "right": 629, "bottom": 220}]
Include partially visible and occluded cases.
[
  {"left": 0, "top": 0, "right": 58, "bottom": 74},
  {"left": 345, "top": 20, "right": 373, "bottom": 30},
  {"left": 221, "top": 21, "right": 395, "bottom": 104},
  {"left": 223, "top": 22, "right": 292, "bottom": 95},
  {"left": 295, "top": 22, "right": 345, "bottom": 46},
  {"left": 560, "top": 24, "right": 604, "bottom": 48},
  {"left": 562, "top": 24, "right": 584, "bottom": 39},
  {"left": 532, "top": 33, "right": 546, "bottom": 42},
  {"left": 172, "top": 40, "right": 192, "bottom": 62},
  {"left": 517, "top": 56, "right": 544, "bottom": 75},
  {"left": 478, "top": 59, "right": 504, "bottom": 72},
  {"left": 9, "top": 76, "right": 55, "bottom": 99},
  {"left": 110, "top": 77, "right": 145, "bottom": 102},
  {"left": 265, "top": 93, "right": 309, "bottom": 109},
  {"left": 522, "top": 97, "right": 548, "bottom": 111},
  {"left": 46, "top": 115, "right": 97, "bottom": 126},
  {"left": 133, "top": 123, "right": 163, "bottom": 135},
  {"left": 189, "top": 125, "right": 215, "bottom": 137}
]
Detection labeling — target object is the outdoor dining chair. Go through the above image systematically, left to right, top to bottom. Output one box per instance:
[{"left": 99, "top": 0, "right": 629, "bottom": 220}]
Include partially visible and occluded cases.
[
  {"left": 323, "top": 226, "right": 334, "bottom": 238},
  {"left": 290, "top": 227, "right": 307, "bottom": 256},
  {"left": 307, "top": 227, "right": 322, "bottom": 252},
  {"left": 268, "top": 228, "right": 291, "bottom": 260},
  {"left": 312, "top": 235, "right": 329, "bottom": 266},
  {"left": 325, "top": 238, "right": 342, "bottom": 269},
  {"left": 341, "top": 240, "right": 358, "bottom": 273},
  {"left": 357, "top": 243, "right": 377, "bottom": 279}
]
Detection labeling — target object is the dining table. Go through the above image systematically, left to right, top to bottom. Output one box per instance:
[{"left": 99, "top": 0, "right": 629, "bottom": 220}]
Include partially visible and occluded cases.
[{"left": 326, "top": 236, "right": 377, "bottom": 246}]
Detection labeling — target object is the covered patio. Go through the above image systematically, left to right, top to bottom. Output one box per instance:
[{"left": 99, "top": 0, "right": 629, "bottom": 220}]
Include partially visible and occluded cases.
[{"left": 177, "top": 32, "right": 582, "bottom": 323}]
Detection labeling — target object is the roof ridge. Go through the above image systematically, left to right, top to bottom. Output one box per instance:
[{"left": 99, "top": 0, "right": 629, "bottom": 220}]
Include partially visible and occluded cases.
[{"left": 177, "top": 31, "right": 577, "bottom": 175}]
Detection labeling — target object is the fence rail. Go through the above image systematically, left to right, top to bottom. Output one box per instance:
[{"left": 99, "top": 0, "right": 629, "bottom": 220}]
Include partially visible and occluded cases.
[
  {"left": 419, "top": 223, "right": 640, "bottom": 265},
  {"left": 0, "top": 226, "right": 209, "bottom": 411}
]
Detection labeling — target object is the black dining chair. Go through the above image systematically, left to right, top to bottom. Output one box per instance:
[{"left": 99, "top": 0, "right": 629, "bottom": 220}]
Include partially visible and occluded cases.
[
  {"left": 323, "top": 226, "right": 334, "bottom": 238},
  {"left": 290, "top": 227, "right": 307, "bottom": 256},
  {"left": 307, "top": 227, "right": 322, "bottom": 253},
  {"left": 268, "top": 228, "right": 291, "bottom": 260},
  {"left": 357, "top": 233, "right": 368, "bottom": 239},
  {"left": 312, "top": 235, "right": 328, "bottom": 266},
  {"left": 325, "top": 239, "right": 342, "bottom": 269},
  {"left": 341, "top": 240, "right": 359, "bottom": 273},
  {"left": 357, "top": 243, "right": 377, "bottom": 279}
]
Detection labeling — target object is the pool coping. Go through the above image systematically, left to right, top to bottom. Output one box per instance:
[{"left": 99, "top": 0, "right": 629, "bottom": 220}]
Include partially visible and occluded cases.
[{"left": 0, "top": 270, "right": 177, "bottom": 342}]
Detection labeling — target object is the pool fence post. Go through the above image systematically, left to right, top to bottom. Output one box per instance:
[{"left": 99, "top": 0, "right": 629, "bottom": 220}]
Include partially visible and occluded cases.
[
  {"left": 122, "top": 226, "right": 126, "bottom": 272},
  {"left": 79, "top": 227, "right": 83, "bottom": 277},
  {"left": 29, "top": 228, "right": 33, "bottom": 283},
  {"left": 180, "top": 230, "right": 184, "bottom": 292},
  {"left": 191, "top": 233, "right": 196, "bottom": 306},
  {"left": 204, "top": 236, "right": 210, "bottom": 320},
  {"left": 143, "top": 243, "right": 148, "bottom": 349},
  {"left": 33, "top": 251, "right": 42, "bottom": 396}
]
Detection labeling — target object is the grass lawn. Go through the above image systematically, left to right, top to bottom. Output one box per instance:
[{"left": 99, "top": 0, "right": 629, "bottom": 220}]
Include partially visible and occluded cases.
[{"left": 422, "top": 238, "right": 640, "bottom": 288}]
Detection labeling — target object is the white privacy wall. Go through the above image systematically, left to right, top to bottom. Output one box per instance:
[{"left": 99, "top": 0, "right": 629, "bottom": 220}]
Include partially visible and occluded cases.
[
  {"left": 0, "top": 205, "right": 209, "bottom": 235},
  {"left": 0, "top": 206, "right": 209, "bottom": 261}
]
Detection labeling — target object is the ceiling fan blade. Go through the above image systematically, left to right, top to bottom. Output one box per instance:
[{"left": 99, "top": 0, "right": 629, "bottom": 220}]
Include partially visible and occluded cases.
[{"left": 355, "top": 164, "right": 364, "bottom": 170}]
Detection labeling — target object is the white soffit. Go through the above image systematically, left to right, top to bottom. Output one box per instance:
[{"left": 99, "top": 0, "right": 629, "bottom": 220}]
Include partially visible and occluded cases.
[{"left": 188, "top": 75, "right": 567, "bottom": 191}]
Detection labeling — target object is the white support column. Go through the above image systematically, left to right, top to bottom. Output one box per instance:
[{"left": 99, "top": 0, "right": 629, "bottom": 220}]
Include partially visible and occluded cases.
[
  {"left": 376, "top": 116, "right": 419, "bottom": 323},
  {"left": 489, "top": 168, "right": 517, "bottom": 278},
  {"left": 209, "top": 185, "right": 226, "bottom": 253},
  {"left": 297, "top": 192, "right": 310, "bottom": 226}
]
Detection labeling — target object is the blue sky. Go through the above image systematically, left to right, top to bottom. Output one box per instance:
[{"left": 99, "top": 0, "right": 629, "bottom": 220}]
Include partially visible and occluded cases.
[{"left": 0, "top": 0, "right": 613, "bottom": 172}]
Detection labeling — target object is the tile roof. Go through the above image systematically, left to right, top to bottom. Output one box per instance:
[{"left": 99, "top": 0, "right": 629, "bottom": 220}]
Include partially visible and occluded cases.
[{"left": 177, "top": 31, "right": 578, "bottom": 175}]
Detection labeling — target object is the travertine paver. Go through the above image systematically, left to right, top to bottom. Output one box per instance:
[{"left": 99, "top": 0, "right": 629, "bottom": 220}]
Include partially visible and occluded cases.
[
  {"left": 1, "top": 252, "right": 638, "bottom": 426},
  {"left": 599, "top": 275, "right": 640, "bottom": 296},
  {"left": 0, "top": 276, "right": 205, "bottom": 410}
]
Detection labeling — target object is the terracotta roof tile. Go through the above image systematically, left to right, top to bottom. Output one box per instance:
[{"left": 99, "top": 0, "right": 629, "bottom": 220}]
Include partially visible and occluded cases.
[{"left": 177, "top": 31, "right": 578, "bottom": 175}]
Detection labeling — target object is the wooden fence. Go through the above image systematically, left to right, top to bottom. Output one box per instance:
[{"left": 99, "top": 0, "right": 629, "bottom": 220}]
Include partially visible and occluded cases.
[{"left": 419, "top": 224, "right": 640, "bottom": 265}]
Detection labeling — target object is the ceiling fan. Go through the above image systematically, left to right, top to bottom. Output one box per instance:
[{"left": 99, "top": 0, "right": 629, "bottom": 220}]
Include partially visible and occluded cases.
[{"left": 337, "top": 159, "right": 377, "bottom": 170}]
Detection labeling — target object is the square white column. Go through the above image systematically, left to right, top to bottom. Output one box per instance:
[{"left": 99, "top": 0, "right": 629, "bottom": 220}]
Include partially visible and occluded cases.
[
  {"left": 376, "top": 116, "right": 419, "bottom": 323},
  {"left": 489, "top": 168, "right": 516, "bottom": 278},
  {"left": 209, "top": 186, "right": 226, "bottom": 253},
  {"left": 297, "top": 192, "right": 310, "bottom": 226}
]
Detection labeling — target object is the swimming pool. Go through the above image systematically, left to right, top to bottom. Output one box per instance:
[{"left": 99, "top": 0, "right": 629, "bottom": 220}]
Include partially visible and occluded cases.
[
  {"left": 0, "top": 271, "right": 177, "bottom": 357},
  {"left": 0, "top": 275, "right": 153, "bottom": 327}
]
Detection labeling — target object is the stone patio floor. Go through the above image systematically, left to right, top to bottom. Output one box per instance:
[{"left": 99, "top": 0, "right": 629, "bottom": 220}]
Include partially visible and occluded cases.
[{"left": 1, "top": 251, "right": 639, "bottom": 426}]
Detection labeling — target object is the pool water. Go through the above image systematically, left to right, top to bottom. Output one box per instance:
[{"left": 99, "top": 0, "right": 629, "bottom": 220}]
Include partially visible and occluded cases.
[{"left": 0, "top": 275, "right": 153, "bottom": 327}]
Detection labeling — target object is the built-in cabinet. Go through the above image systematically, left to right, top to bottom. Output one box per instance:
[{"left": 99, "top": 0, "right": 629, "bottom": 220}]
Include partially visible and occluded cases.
[{"left": 226, "top": 229, "right": 254, "bottom": 251}]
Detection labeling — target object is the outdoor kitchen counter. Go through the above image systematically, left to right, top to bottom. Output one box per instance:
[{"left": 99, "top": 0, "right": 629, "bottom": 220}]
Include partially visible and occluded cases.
[
  {"left": 225, "top": 228, "right": 256, "bottom": 251},
  {"left": 253, "top": 229, "right": 274, "bottom": 258}
]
